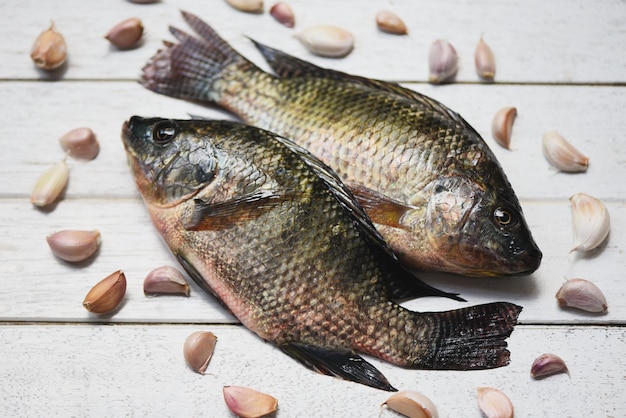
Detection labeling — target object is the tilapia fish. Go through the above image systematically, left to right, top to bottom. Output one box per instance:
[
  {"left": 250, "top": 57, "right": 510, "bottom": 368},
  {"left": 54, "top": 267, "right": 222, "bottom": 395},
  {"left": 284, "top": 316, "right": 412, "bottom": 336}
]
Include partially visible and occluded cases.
[
  {"left": 140, "top": 11, "right": 542, "bottom": 277},
  {"left": 122, "top": 116, "right": 522, "bottom": 391}
]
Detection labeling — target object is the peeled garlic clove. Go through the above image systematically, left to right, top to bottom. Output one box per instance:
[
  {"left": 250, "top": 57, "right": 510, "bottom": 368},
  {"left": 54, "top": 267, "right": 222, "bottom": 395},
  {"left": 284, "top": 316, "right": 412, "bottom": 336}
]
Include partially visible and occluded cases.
[
  {"left": 226, "top": 0, "right": 264, "bottom": 13},
  {"left": 270, "top": 2, "right": 295, "bottom": 28},
  {"left": 376, "top": 11, "right": 408, "bottom": 35},
  {"left": 105, "top": 17, "right": 144, "bottom": 50},
  {"left": 31, "top": 22, "right": 67, "bottom": 70},
  {"left": 295, "top": 25, "right": 354, "bottom": 57},
  {"left": 475, "top": 37, "right": 496, "bottom": 81},
  {"left": 428, "top": 39, "right": 458, "bottom": 84},
  {"left": 491, "top": 107, "right": 517, "bottom": 149},
  {"left": 59, "top": 127, "right": 100, "bottom": 160},
  {"left": 542, "top": 130, "right": 589, "bottom": 172},
  {"left": 31, "top": 160, "right": 69, "bottom": 207},
  {"left": 570, "top": 192, "right": 610, "bottom": 252},
  {"left": 46, "top": 229, "right": 101, "bottom": 262},
  {"left": 144, "top": 266, "right": 190, "bottom": 296},
  {"left": 83, "top": 270, "right": 127, "bottom": 315},
  {"left": 555, "top": 278, "right": 608, "bottom": 313},
  {"left": 183, "top": 331, "right": 217, "bottom": 374},
  {"left": 531, "top": 353, "right": 568, "bottom": 379},
  {"left": 223, "top": 386, "right": 278, "bottom": 418},
  {"left": 477, "top": 387, "right": 514, "bottom": 418},
  {"left": 383, "top": 390, "right": 439, "bottom": 418}
]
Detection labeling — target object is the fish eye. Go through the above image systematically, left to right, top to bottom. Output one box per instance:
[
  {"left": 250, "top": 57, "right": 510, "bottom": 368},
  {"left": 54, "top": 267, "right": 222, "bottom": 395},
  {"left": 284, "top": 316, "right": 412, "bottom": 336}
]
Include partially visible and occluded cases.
[
  {"left": 152, "top": 120, "right": 178, "bottom": 144},
  {"left": 493, "top": 207, "right": 517, "bottom": 228}
]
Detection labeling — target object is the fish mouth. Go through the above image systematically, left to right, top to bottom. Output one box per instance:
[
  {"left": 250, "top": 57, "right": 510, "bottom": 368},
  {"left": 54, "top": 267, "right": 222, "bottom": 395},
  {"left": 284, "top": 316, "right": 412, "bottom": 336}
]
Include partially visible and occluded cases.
[{"left": 443, "top": 244, "right": 543, "bottom": 277}]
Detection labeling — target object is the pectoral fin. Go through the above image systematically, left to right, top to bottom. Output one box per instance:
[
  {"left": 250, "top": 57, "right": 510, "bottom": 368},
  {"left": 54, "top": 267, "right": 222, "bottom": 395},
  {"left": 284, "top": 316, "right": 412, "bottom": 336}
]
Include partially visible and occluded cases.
[
  {"left": 349, "top": 184, "right": 413, "bottom": 229},
  {"left": 279, "top": 343, "right": 397, "bottom": 392}
]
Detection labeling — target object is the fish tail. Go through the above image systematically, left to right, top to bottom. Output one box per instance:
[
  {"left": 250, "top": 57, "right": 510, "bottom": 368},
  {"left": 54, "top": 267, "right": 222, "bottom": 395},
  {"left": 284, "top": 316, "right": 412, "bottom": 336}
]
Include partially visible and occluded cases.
[
  {"left": 141, "top": 11, "right": 259, "bottom": 103},
  {"left": 408, "top": 302, "right": 522, "bottom": 369}
]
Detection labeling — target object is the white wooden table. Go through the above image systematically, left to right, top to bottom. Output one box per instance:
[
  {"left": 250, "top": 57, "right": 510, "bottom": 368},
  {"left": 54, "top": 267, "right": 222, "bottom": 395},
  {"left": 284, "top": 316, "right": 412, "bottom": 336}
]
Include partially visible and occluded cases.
[{"left": 1, "top": 1, "right": 625, "bottom": 416}]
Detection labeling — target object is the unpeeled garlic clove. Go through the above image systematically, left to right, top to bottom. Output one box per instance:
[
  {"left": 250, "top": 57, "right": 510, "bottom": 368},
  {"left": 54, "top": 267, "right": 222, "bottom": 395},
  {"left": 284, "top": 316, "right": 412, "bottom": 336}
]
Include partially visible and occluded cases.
[
  {"left": 226, "top": 0, "right": 264, "bottom": 13},
  {"left": 270, "top": 2, "right": 295, "bottom": 28},
  {"left": 375, "top": 11, "right": 408, "bottom": 35},
  {"left": 105, "top": 17, "right": 144, "bottom": 50},
  {"left": 31, "top": 22, "right": 67, "bottom": 70},
  {"left": 295, "top": 25, "right": 354, "bottom": 57},
  {"left": 475, "top": 37, "right": 496, "bottom": 81},
  {"left": 428, "top": 39, "right": 458, "bottom": 84},
  {"left": 491, "top": 107, "right": 517, "bottom": 149},
  {"left": 59, "top": 127, "right": 100, "bottom": 160},
  {"left": 542, "top": 130, "right": 589, "bottom": 172},
  {"left": 31, "top": 160, "right": 69, "bottom": 207},
  {"left": 570, "top": 192, "right": 610, "bottom": 252},
  {"left": 46, "top": 229, "right": 101, "bottom": 262},
  {"left": 144, "top": 266, "right": 190, "bottom": 296},
  {"left": 83, "top": 270, "right": 127, "bottom": 315},
  {"left": 555, "top": 278, "right": 608, "bottom": 313},
  {"left": 183, "top": 331, "right": 217, "bottom": 374},
  {"left": 530, "top": 353, "right": 568, "bottom": 379},
  {"left": 223, "top": 386, "right": 278, "bottom": 418},
  {"left": 477, "top": 387, "right": 514, "bottom": 418},
  {"left": 383, "top": 390, "right": 439, "bottom": 418}
]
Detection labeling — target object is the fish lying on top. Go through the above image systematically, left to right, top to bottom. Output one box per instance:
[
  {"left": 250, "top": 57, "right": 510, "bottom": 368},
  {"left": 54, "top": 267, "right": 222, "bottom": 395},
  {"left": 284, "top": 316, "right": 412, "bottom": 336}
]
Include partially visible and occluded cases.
[
  {"left": 140, "top": 11, "right": 542, "bottom": 277},
  {"left": 122, "top": 116, "right": 522, "bottom": 391}
]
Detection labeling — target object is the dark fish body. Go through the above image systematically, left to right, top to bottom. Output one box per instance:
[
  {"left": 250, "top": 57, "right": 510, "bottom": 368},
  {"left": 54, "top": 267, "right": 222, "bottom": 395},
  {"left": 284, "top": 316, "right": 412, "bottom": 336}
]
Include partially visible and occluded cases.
[
  {"left": 140, "top": 11, "right": 542, "bottom": 277},
  {"left": 122, "top": 116, "right": 522, "bottom": 391}
]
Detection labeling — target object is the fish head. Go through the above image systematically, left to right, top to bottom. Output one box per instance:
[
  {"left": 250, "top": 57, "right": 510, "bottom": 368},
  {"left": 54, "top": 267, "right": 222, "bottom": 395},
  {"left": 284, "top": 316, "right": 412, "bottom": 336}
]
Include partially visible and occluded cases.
[{"left": 424, "top": 176, "right": 542, "bottom": 276}]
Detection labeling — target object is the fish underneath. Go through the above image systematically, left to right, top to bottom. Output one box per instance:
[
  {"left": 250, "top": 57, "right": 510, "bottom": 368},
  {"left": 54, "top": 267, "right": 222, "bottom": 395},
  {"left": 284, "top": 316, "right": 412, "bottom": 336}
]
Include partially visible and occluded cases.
[
  {"left": 140, "top": 11, "right": 542, "bottom": 278},
  {"left": 122, "top": 116, "right": 522, "bottom": 391}
]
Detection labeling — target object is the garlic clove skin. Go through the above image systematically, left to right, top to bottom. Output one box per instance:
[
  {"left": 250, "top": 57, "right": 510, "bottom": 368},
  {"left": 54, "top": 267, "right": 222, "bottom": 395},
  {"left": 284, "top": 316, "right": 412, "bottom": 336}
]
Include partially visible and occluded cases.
[
  {"left": 226, "top": 0, "right": 264, "bottom": 13},
  {"left": 270, "top": 2, "right": 295, "bottom": 28},
  {"left": 375, "top": 11, "right": 408, "bottom": 35},
  {"left": 105, "top": 17, "right": 144, "bottom": 50},
  {"left": 31, "top": 22, "right": 67, "bottom": 70},
  {"left": 295, "top": 25, "right": 354, "bottom": 58},
  {"left": 475, "top": 37, "right": 496, "bottom": 81},
  {"left": 428, "top": 39, "right": 458, "bottom": 84},
  {"left": 491, "top": 107, "right": 517, "bottom": 149},
  {"left": 59, "top": 127, "right": 100, "bottom": 160},
  {"left": 542, "top": 130, "right": 589, "bottom": 172},
  {"left": 31, "top": 160, "right": 69, "bottom": 207},
  {"left": 570, "top": 193, "right": 610, "bottom": 252},
  {"left": 46, "top": 229, "right": 101, "bottom": 262},
  {"left": 144, "top": 266, "right": 190, "bottom": 296},
  {"left": 83, "top": 270, "right": 127, "bottom": 315},
  {"left": 555, "top": 278, "right": 608, "bottom": 313},
  {"left": 183, "top": 331, "right": 217, "bottom": 374},
  {"left": 530, "top": 353, "right": 568, "bottom": 379},
  {"left": 223, "top": 386, "right": 278, "bottom": 418},
  {"left": 477, "top": 387, "right": 514, "bottom": 418},
  {"left": 383, "top": 390, "right": 439, "bottom": 418}
]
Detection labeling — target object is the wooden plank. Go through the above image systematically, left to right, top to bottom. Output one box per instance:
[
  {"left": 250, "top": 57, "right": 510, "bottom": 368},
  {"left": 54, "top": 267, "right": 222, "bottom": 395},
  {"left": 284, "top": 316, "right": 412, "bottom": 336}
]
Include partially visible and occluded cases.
[
  {"left": 1, "top": 0, "right": 625, "bottom": 83},
  {"left": 1, "top": 324, "right": 624, "bottom": 417}
]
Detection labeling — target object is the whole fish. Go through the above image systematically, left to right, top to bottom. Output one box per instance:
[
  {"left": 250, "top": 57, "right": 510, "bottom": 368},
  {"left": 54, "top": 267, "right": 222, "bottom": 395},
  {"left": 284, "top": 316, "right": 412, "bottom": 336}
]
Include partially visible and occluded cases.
[
  {"left": 140, "top": 11, "right": 542, "bottom": 277},
  {"left": 122, "top": 116, "right": 522, "bottom": 391}
]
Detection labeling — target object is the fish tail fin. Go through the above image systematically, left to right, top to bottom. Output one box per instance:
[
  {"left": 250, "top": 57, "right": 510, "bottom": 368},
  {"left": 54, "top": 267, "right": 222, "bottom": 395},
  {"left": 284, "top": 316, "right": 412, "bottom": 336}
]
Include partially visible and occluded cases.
[
  {"left": 141, "top": 11, "right": 259, "bottom": 103},
  {"left": 410, "top": 302, "right": 522, "bottom": 369}
]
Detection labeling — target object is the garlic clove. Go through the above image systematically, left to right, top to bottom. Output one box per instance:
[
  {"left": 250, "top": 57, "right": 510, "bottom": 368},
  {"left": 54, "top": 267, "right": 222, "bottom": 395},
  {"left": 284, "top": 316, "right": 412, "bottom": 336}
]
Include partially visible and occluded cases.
[
  {"left": 128, "top": 0, "right": 160, "bottom": 3},
  {"left": 226, "top": 0, "right": 264, "bottom": 13},
  {"left": 270, "top": 2, "right": 295, "bottom": 28},
  {"left": 375, "top": 11, "right": 408, "bottom": 35},
  {"left": 105, "top": 17, "right": 144, "bottom": 50},
  {"left": 31, "top": 22, "right": 67, "bottom": 70},
  {"left": 295, "top": 25, "right": 354, "bottom": 58},
  {"left": 475, "top": 37, "right": 496, "bottom": 81},
  {"left": 428, "top": 39, "right": 458, "bottom": 84},
  {"left": 491, "top": 107, "right": 517, "bottom": 149},
  {"left": 59, "top": 127, "right": 100, "bottom": 160},
  {"left": 542, "top": 130, "right": 589, "bottom": 172},
  {"left": 31, "top": 160, "right": 69, "bottom": 208},
  {"left": 570, "top": 192, "right": 610, "bottom": 252},
  {"left": 46, "top": 229, "right": 101, "bottom": 262},
  {"left": 144, "top": 266, "right": 190, "bottom": 296},
  {"left": 82, "top": 270, "right": 127, "bottom": 315},
  {"left": 555, "top": 278, "right": 608, "bottom": 313},
  {"left": 183, "top": 331, "right": 217, "bottom": 374},
  {"left": 530, "top": 353, "right": 568, "bottom": 379},
  {"left": 223, "top": 386, "right": 278, "bottom": 418},
  {"left": 477, "top": 387, "right": 514, "bottom": 418},
  {"left": 383, "top": 390, "right": 439, "bottom": 418}
]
